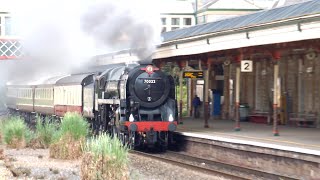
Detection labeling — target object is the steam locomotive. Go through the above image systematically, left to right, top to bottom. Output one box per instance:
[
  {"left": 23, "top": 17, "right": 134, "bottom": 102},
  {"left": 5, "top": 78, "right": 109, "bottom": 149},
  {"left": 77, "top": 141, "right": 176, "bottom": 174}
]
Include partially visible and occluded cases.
[{"left": 5, "top": 63, "right": 178, "bottom": 149}]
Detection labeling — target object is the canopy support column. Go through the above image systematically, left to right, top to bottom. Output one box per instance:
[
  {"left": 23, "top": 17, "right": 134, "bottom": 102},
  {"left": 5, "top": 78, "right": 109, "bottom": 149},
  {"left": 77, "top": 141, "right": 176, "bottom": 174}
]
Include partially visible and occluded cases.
[
  {"left": 272, "top": 51, "right": 281, "bottom": 136},
  {"left": 204, "top": 60, "right": 211, "bottom": 128},
  {"left": 273, "top": 63, "right": 280, "bottom": 136},
  {"left": 234, "top": 67, "right": 241, "bottom": 131},
  {"left": 179, "top": 70, "right": 184, "bottom": 124}
]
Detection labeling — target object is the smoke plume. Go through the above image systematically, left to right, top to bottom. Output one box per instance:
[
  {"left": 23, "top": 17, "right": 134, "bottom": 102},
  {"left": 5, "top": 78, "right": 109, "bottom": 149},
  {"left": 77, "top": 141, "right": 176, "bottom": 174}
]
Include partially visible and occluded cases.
[
  {"left": 0, "top": 0, "right": 162, "bottom": 109},
  {"left": 80, "top": 0, "right": 162, "bottom": 63}
]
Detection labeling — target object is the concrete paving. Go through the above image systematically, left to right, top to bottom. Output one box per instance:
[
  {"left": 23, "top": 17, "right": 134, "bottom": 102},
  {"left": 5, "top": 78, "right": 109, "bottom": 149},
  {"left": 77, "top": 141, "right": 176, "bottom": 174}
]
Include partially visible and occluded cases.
[{"left": 177, "top": 117, "right": 320, "bottom": 152}]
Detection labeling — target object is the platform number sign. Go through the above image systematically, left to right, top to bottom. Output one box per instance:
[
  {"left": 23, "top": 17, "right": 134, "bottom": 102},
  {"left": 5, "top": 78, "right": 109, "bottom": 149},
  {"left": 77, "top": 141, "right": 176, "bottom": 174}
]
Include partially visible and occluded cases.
[{"left": 241, "top": 60, "right": 253, "bottom": 72}]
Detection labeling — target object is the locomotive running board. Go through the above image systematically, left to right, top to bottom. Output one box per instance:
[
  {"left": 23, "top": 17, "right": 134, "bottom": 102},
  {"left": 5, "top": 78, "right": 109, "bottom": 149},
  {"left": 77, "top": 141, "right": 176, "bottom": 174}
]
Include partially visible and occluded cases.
[{"left": 97, "top": 99, "right": 120, "bottom": 105}]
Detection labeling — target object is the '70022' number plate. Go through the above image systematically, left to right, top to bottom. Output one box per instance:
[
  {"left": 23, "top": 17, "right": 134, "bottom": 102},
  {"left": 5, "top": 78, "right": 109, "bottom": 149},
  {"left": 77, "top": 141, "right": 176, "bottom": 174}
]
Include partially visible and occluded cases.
[{"left": 144, "top": 79, "right": 156, "bottom": 84}]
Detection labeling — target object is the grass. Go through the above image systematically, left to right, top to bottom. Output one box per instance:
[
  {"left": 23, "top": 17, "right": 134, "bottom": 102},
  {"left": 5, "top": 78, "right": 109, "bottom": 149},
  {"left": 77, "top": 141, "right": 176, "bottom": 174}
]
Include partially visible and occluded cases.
[
  {"left": 49, "top": 112, "right": 89, "bottom": 159},
  {"left": 59, "top": 112, "right": 89, "bottom": 141},
  {"left": 1, "top": 116, "right": 33, "bottom": 148},
  {"left": 34, "top": 116, "right": 58, "bottom": 148},
  {"left": 81, "top": 133, "right": 129, "bottom": 180},
  {"left": 83, "top": 133, "right": 128, "bottom": 166}
]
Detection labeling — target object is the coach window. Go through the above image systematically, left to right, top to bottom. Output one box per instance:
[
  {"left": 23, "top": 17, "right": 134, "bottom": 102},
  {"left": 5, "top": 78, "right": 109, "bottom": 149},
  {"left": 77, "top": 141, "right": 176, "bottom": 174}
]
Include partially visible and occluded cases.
[{"left": 50, "top": 89, "right": 52, "bottom": 99}]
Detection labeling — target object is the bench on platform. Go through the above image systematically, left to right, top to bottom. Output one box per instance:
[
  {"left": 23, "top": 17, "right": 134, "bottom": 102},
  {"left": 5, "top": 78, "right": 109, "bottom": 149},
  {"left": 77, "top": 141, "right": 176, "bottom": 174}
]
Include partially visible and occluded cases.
[
  {"left": 249, "top": 111, "right": 271, "bottom": 124},
  {"left": 288, "top": 113, "right": 318, "bottom": 128}
]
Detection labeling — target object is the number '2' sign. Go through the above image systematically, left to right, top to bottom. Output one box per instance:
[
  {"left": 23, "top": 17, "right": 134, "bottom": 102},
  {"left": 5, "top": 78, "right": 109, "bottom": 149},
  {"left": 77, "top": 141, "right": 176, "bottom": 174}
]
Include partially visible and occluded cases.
[{"left": 241, "top": 60, "right": 253, "bottom": 72}]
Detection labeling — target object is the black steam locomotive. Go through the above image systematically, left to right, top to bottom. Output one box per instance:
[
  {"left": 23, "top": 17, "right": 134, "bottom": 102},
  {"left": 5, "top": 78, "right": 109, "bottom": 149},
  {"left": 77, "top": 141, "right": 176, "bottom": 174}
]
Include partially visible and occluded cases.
[
  {"left": 5, "top": 63, "right": 178, "bottom": 149},
  {"left": 95, "top": 63, "right": 177, "bottom": 148}
]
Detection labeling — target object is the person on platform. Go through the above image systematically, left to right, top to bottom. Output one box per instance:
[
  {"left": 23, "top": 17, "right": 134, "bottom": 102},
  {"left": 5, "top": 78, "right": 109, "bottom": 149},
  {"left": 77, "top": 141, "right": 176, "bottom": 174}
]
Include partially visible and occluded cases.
[{"left": 192, "top": 95, "right": 201, "bottom": 118}]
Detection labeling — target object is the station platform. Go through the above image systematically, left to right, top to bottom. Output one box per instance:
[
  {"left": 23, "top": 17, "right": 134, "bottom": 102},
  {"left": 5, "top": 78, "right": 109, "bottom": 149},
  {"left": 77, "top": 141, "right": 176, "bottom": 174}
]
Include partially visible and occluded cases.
[{"left": 176, "top": 117, "right": 320, "bottom": 155}]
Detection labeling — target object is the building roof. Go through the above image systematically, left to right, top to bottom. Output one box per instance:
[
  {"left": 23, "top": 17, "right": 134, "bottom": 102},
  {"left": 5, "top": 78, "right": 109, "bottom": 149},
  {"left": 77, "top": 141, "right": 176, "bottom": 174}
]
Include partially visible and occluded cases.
[
  {"left": 162, "top": 0, "right": 319, "bottom": 43},
  {"left": 200, "top": 0, "right": 261, "bottom": 10}
]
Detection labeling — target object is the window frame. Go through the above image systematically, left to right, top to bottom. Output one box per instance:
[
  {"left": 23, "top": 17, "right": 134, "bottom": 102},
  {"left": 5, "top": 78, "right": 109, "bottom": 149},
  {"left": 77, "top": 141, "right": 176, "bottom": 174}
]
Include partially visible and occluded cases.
[
  {"left": 171, "top": 18, "right": 180, "bottom": 26},
  {"left": 183, "top": 18, "right": 192, "bottom": 26}
]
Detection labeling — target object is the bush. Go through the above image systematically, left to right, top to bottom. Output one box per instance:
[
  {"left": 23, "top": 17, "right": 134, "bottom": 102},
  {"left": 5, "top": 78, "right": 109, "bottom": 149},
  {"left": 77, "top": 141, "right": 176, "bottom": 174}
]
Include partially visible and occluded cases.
[
  {"left": 49, "top": 112, "right": 89, "bottom": 159},
  {"left": 60, "top": 112, "right": 89, "bottom": 141},
  {"left": 1, "top": 116, "right": 32, "bottom": 148},
  {"left": 33, "top": 116, "right": 58, "bottom": 148},
  {"left": 81, "top": 133, "right": 129, "bottom": 180},
  {"left": 49, "top": 134, "right": 83, "bottom": 159}
]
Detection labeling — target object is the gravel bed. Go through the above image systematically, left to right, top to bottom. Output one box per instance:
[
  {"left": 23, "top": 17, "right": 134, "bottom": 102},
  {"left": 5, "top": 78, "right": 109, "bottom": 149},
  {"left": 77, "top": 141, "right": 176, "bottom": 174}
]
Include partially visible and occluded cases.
[
  {"left": 0, "top": 147, "right": 226, "bottom": 180},
  {"left": 4, "top": 148, "right": 80, "bottom": 180},
  {"left": 128, "top": 154, "right": 226, "bottom": 180}
]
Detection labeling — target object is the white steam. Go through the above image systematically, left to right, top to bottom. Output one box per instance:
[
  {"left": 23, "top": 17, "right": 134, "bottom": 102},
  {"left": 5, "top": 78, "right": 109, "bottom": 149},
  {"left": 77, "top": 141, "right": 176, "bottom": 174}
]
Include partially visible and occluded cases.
[
  {"left": 0, "top": 0, "right": 162, "bottom": 109},
  {"left": 3, "top": 0, "right": 161, "bottom": 81},
  {"left": 80, "top": 0, "right": 162, "bottom": 63}
]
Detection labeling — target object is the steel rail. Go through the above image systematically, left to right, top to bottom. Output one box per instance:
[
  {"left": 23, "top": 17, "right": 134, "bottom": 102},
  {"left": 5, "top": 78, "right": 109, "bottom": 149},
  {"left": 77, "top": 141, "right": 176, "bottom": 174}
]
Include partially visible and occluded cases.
[
  {"left": 129, "top": 150, "right": 296, "bottom": 180},
  {"left": 130, "top": 150, "right": 246, "bottom": 180}
]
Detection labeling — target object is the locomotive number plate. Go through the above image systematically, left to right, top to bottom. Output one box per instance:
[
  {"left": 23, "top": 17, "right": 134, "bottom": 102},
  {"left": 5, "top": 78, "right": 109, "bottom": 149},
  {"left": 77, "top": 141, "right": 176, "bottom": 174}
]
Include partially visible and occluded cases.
[{"left": 144, "top": 79, "right": 156, "bottom": 84}]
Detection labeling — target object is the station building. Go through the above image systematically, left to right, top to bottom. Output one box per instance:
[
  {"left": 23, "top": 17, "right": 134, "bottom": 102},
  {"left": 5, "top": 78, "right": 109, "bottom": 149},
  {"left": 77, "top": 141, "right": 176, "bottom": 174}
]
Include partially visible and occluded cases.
[
  {"left": 96, "top": 0, "right": 320, "bottom": 133},
  {"left": 160, "top": 0, "right": 196, "bottom": 33},
  {"left": 195, "top": 0, "right": 262, "bottom": 24}
]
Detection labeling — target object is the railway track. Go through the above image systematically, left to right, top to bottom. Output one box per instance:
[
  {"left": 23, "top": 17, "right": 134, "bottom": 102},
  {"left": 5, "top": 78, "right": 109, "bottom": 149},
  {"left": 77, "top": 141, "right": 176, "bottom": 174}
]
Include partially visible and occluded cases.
[{"left": 130, "top": 150, "right": 295, "bottom": 180}]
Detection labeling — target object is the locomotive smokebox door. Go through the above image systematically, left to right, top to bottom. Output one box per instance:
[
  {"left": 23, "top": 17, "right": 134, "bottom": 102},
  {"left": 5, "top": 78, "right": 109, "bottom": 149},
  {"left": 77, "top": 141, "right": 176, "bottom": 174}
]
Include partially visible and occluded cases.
[{"left": 129, "top": 65, "right": 170, "bottom": 108}]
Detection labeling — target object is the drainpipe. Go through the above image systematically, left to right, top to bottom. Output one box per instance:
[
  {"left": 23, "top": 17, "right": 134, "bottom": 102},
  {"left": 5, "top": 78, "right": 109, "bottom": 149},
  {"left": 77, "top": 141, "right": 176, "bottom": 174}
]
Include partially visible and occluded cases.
[{"left": 195, "top": 0, "right": 198, "bottom": 25}]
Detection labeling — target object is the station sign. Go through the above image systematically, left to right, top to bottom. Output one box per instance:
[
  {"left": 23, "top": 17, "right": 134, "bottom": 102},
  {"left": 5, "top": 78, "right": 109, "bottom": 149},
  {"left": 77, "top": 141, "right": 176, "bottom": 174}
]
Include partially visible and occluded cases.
[
  {"left": 241, "top": 60, "right": 253, "bottom": 72},
  {"left": 183, "top": 71, "right": 204, "bottom": 78}
]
